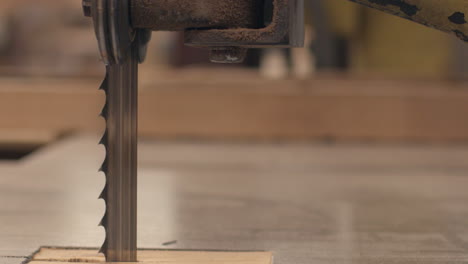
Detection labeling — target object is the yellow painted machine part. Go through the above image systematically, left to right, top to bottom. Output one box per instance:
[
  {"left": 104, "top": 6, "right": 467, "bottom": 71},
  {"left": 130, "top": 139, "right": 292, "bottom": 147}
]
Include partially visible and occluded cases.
[
  {"left": 320, "top": 0, "right": 460, "bottom": 76},
  {"left": 323, "top": 0, "right": 362, "bottom": 38},
  {"left": 346, "top": 0, "right": 468, "bottom": 42},
  {"left": 353, "top": 8, "right": 451, "bottom": 76}
]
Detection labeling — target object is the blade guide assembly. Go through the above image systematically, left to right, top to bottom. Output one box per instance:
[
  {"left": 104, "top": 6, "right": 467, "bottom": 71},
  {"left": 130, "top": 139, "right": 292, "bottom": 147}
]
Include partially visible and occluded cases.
[{"left": 86, "top": 0, "right": 143, "bottom": 261}]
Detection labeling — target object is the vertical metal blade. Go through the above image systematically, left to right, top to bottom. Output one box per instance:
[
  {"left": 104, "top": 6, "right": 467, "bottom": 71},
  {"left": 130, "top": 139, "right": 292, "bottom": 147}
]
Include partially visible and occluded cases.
[{"left": 98, "top": 42, "right": 138, "bottom": 262}]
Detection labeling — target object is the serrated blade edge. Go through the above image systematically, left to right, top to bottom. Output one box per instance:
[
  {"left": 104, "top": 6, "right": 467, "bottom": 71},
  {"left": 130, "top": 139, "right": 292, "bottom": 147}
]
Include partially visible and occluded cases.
[{"left": 98, "top": 44, "right": 138, "bottom": 262}]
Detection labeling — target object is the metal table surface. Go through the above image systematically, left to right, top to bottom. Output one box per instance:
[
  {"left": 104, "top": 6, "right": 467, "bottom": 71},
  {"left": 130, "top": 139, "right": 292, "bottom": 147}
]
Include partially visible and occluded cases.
[{"left": 2, "top": 135, "right": 468, "bottom": 263}]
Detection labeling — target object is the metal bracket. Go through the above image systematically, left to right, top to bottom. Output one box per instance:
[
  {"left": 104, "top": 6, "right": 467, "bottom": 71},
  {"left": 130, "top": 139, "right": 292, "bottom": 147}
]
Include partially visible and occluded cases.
[
  {"left": 129, "top": 0, "right": 304, "bottom": 63},
  {"left": 185, "top": 0, "right": 304, "bottom": 48}
]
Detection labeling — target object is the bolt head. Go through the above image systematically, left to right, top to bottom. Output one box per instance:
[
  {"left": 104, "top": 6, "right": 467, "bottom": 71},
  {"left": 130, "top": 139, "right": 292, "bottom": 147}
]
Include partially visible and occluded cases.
[
  {"left": 83, "top": 0, "right": 92, "bottom": 17},
  {"left": 209, "top": 47, "right": 248, "bottom": 64}
]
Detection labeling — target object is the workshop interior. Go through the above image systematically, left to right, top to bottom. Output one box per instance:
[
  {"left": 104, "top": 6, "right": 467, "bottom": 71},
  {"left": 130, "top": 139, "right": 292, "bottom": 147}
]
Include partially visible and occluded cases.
[{"left": 2, "top": 0, "right": 468, "bottom": 263}]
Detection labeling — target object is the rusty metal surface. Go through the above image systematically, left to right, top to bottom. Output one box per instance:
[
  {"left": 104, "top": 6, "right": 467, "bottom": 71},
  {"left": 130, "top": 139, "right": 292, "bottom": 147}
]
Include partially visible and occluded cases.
[
  {"left": 131, "top": 0, "right": 263, "bottom": 31},
  {"left": 131, "top": 0, "right": 304, "bottom": 48},
  {"left": 183, "top": 0, "right": 304, "bottom": 48},
  {"left": 347, "top": 0, "right": 468, "bottom": 42}
]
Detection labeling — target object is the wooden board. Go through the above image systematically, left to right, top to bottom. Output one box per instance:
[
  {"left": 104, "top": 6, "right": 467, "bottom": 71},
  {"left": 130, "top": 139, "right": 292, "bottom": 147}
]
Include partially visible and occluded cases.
[
  {"left": 2, "top": 71, "right": 468, "bottom": 142},
  {"left": 31, "top": 248, "right": 272, "bottom": 264}
]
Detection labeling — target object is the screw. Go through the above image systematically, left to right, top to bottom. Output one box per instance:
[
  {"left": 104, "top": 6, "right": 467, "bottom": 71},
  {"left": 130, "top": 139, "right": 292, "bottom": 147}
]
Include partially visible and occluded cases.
[
  {"left": 83, "top": 0, "right": 92, "bottom": 17},
  {"left": 209, "top": 47, "right": 248, "bottom": 64}
]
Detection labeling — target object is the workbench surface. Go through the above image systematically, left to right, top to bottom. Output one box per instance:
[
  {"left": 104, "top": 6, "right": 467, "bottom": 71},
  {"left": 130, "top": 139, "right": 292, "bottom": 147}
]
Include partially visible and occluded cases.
[{"left": 2, "top": 135, "right": 468, "bottom": 263}]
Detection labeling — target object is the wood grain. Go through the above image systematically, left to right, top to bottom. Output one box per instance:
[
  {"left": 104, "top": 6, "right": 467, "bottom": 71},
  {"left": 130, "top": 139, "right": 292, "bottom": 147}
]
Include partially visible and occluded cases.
[
  {"left": 1, "top": 72, "right": 468, "bottom": 142},
  {"left": 3, "top": 135, "right": 468, "bottom": 263},
  {"left": 32, "top": 248, "right": 272, "bottom": 264}
]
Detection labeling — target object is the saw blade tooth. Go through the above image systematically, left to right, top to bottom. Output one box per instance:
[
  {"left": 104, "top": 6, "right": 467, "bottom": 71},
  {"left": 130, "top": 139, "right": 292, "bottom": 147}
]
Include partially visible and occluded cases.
[
  {"left": 99, "top": 68, "right": 109, "bottom": 258},
  {"left": 99, "top": 70, "right": 109, "bottom": 91},
  {"left": 99, "top": 70, "right": 109, "bottom": 118},
  {"left": 99, "top": 102, "right": 108, "bottom": 119},
  {"left": 99, "top": 130, "right": 108, "bottom": 146},
  {"left": 99, "top": 155, "right": 108, "bottom": 173},
  {"left": 99, "top": 184, "right": 108, "bottom": 200},
  {"left": 99, "top": 211, "right": 108, "bottom": 227},
  {"left": 99, "top": 238, "right": 108, "bottom": 255}
]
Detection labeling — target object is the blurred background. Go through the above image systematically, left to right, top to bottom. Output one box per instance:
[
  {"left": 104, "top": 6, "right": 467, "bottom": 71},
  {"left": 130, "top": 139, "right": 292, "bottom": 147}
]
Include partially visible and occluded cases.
[
  {"left": 1, "top": 0, "right": 468, "bottom": 158},
  {"left": 4, "top": 1, "right": 468, "bottom": 260}
]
